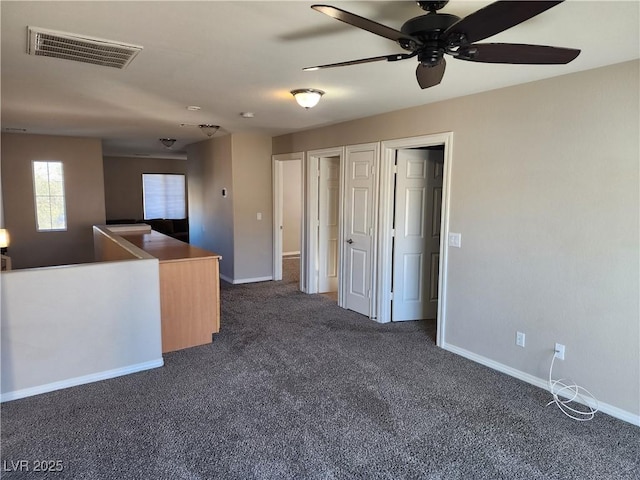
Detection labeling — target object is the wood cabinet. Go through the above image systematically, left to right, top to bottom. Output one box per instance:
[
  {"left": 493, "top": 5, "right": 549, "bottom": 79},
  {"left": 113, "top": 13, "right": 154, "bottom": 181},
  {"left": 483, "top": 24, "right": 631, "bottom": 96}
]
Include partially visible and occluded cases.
[{"left": 120, "top": 230, "right": 221, "bottom": 353}]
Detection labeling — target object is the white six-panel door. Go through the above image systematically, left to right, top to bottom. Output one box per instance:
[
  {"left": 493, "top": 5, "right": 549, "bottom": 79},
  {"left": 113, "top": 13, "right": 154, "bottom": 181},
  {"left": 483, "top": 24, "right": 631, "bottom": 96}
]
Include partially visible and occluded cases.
[
  {"left": 343, "top": 144, "right": 378, "bottom": 317},
  {"left": 392, "top": 148, "right": 443, "bottom": 321},
  {"left": 318, "top": 156, "right": 340, "bottom": 293}
]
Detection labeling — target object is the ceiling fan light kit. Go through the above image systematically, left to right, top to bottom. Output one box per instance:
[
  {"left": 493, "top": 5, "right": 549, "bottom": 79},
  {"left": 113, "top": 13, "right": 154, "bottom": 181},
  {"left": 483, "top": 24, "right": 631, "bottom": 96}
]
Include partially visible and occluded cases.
[
  {"left": 306, "top": 0, "right": 580, "bottom": 89},
  {"left": 291, "top": 88, "right": 325, "bottom": 109},
  {"left": 199, "top": 124, "right": 220, "bottom": 137},
  {"left": 159, "top": 138, "right": 176, "bottom": 149}
]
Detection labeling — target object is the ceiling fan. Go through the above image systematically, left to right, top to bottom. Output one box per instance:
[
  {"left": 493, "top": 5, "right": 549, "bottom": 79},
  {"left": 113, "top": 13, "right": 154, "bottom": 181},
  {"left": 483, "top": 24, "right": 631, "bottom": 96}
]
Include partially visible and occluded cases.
[{"left": 304, "top": 1, "right": 581, "bottom": 89}]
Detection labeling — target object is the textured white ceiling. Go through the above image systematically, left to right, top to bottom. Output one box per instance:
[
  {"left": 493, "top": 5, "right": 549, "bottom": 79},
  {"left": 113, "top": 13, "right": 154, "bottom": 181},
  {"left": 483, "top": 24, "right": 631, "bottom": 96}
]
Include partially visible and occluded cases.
[{"left": 1, "top": 1, "right": 638, "bottom": 159}]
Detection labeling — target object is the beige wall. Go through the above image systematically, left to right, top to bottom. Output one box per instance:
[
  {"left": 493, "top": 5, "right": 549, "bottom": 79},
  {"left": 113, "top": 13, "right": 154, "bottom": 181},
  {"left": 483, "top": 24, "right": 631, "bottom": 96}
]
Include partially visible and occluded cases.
[
  {"left": 273, "top": 60, "right": 640, "bottom": 417},
  {"left": 1, "top": 133, "right": 106, "bottom": 269},
  {"left": 186, "top": 133, "right": 272, "bottom": 283},
  {"left": 231, "top": 133, "right": 273, "bottom": 281},
  {"left": 187, "top": 136, "right": 235, "bottom": 279},
  {"left": 186, "top": 147, "right": 205, "bottom": 248},
  {"left": 103, "top": 156, "right": 188, "bottom": 221},
  {"left": 282, "top": 160, "right": 302, "bottom": 255},
  {"left": 1, "top": 257, "right": 163, "bottom": 399}
]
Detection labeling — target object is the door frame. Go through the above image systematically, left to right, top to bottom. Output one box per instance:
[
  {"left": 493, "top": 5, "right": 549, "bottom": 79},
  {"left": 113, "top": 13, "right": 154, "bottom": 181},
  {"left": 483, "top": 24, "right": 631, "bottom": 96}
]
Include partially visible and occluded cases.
[
  {"left": 378, "top": 132, "right": 453, "bottom": 347},
  {"left": 304, "top": 147, "right": 345, "bottom": 300},
  {"left": 272, "top": 152, "right": 304, "bottom": 289}
]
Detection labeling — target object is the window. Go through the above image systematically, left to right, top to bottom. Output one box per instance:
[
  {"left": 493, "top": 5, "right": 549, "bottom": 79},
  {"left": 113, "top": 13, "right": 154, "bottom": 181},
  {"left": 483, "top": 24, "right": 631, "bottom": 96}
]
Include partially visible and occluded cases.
[
  {"left": 33, "top": 161, "right": 67, "bottom": 231},
  {"left": 142, "top": 174, "right": 186, "bottom": 219}
]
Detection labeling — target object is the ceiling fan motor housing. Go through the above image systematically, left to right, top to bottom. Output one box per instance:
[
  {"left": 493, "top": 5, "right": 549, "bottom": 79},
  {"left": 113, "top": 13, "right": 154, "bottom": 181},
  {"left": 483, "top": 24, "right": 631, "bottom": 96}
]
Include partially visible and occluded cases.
[
  {"left": 416, "top": 1, "right": 449, "bottom": 13},
  {"left": 401, "top": 13, "right": 460, "bottom": 66},
  {"left": 401, "top": 13, "right": 460, "bottom": 38}
]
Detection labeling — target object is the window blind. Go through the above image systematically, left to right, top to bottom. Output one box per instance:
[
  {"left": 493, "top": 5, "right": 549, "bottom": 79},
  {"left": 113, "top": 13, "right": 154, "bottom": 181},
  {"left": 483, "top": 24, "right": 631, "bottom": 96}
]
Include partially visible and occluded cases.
[{"left": 142, "top": 174, "right": 186, "bottom": 219}]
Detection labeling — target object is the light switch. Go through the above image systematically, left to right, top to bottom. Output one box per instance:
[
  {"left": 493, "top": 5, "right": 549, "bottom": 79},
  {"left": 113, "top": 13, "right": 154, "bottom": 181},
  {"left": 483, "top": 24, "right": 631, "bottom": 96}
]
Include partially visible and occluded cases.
[
  {"left": 257, "top": 212, "right": 262, "bottom": 221},
  {"left": 448, "top": 232, "right": 461, "bottom": 248}
]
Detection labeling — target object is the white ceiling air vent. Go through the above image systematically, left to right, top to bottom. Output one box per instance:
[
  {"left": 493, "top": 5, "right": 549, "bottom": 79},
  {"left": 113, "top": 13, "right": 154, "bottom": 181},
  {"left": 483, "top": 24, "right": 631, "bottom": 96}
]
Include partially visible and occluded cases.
[{"left": 27, "top": 26, "right": 142, "bottom": 69}]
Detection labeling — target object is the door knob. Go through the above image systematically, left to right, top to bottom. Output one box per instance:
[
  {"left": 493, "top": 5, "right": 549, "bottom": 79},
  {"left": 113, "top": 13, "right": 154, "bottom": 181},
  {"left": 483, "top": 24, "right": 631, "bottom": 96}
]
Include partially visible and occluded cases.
[{"left": 346, "top": 238, "right": 353, "bottom": 244}]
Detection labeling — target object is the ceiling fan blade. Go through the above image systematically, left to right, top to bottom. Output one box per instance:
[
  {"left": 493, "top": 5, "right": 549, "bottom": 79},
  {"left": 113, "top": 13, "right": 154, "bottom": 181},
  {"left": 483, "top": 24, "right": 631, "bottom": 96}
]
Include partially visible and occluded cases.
[
  {"left": 445, "top": 1, "right": 564, "bottom": 45},
  {"left": 311, "top": 5, "right": 422, "bottom": 47},
  {"left": 456, "top": 43, "right": 580, "bottom": 64},
  {"left": 304, "top": 52, "right": 415, "bottom": 71},
  {"left": 416, "top": 59, "right": 446, "bottom": 89}
]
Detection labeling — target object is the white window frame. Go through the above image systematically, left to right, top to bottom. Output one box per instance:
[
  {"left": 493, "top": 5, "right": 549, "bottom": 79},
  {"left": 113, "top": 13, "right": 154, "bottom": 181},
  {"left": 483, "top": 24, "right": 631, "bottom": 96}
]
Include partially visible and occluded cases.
[{"left": 32, "top": 160, "right": 67, "bottom": 232}]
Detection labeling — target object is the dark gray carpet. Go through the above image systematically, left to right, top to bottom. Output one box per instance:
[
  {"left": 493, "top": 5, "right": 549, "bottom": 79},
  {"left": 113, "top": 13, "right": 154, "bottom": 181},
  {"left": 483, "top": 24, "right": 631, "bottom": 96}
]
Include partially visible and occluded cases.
[{"left": 1, "top": 259, "right": 638, "bottom": 479}]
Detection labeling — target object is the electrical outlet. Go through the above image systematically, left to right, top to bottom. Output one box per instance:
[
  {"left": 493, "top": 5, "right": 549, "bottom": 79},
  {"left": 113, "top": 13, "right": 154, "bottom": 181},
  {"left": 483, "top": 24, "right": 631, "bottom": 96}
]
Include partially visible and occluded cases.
[
  {"left": 516, "top": 331, "right": 525, "bottom": 347},
  {"left": 555, "top": 343, "right": 565, "bottom": 360}
]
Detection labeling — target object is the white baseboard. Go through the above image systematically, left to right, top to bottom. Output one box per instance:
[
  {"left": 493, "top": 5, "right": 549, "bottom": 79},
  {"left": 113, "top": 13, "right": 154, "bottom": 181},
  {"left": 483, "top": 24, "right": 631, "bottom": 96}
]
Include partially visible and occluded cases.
[
  {"left": 220, "top": 274, "right": 273, "bottom": 285},
  {"left": 442, "top": 342, "right": 640, "bottom": 427},
  {"left": 0, "top": 358, "right": 164, "bottom": 403}
]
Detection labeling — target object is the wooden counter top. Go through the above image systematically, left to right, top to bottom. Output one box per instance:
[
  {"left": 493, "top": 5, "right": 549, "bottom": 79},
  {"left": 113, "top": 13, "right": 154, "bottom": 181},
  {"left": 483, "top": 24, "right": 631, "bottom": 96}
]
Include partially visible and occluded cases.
[
  {"left": 95, "top": 225, "right": 221, "bottom": 353},
  {"left": 114, "top": 228, "right": 221, "bottom": 353},
  {"left": 121, "top": 230, "right": 221, "bottom": 262}
]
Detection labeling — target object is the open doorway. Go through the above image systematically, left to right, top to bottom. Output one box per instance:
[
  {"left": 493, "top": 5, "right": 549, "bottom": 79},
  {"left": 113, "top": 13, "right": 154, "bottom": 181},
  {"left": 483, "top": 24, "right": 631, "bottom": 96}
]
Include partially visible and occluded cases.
[
  {"left": 379, "top": 133, "right": 453, "bottom": 347},
  {"left": 391, "top": 146, "right": 444, "bottom": 322},
  {"left": 303, "top": 147, "right": 345, "bottom": 301},
  {"left": 272, "top": 152, "right": 304, "bottom": 289},
  {"left": 317, "top": 155, "right": 340, "bottom": 301},
  {"left": 281, "top": 160, "right": 302, "bottom": 285}
]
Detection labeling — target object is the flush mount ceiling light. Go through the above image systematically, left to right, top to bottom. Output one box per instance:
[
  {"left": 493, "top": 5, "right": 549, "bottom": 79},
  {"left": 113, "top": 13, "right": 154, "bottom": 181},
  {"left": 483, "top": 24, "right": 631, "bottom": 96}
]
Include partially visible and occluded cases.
[
  {"left": 291, "top": 88, "right": 324, "bottom": 109},
  {"left": 199, "top": 124, "right": 220, "bottom": 137},
  {"left": 159, "top": 138, "right": 176, "bottom": 149}
]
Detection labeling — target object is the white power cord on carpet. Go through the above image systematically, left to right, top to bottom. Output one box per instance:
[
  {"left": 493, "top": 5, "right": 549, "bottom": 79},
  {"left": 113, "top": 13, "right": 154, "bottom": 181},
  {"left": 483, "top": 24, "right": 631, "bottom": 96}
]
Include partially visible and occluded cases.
[{"left": 547, "top": 350, "right": 599, "bottom": 421}]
